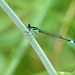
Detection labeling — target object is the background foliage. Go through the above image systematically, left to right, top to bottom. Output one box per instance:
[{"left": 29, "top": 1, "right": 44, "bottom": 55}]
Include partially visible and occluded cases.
[{"left": 0, "top": 0, "right": 75, "bottom": 75}]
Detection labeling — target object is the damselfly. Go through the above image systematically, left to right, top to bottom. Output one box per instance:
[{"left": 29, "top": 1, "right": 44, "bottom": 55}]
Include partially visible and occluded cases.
[{"left": 27, "top": 24, "right": 75, "bottom": 44}]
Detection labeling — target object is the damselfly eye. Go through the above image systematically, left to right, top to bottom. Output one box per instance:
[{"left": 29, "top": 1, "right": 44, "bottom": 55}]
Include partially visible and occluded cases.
[{"left": 28, "top": 24, "right": 31, "bottom": 29}]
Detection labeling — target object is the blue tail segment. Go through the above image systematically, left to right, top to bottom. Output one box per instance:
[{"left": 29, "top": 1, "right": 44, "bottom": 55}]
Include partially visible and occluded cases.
[{"left": 68, "top": 40, "right": 75, "bottom": 43}]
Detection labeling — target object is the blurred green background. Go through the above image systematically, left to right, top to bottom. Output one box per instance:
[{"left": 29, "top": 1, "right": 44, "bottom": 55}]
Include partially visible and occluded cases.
[{"left": 0, "top": 0, "right": 75, "bottom": 75}]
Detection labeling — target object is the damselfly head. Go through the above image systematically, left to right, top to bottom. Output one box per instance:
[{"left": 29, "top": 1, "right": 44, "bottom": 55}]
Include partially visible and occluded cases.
[{"left": 28, "top": 24, "right": 31, "bottom": 29}]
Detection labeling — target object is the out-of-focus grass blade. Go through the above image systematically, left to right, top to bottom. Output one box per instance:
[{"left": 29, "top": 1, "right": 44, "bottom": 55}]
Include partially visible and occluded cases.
[
  {"left": 2, "top": 38, "right": 28, "bottom": 75},
  {"left": 0, "top": 52, "right": 7, "bottom": 75}
]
